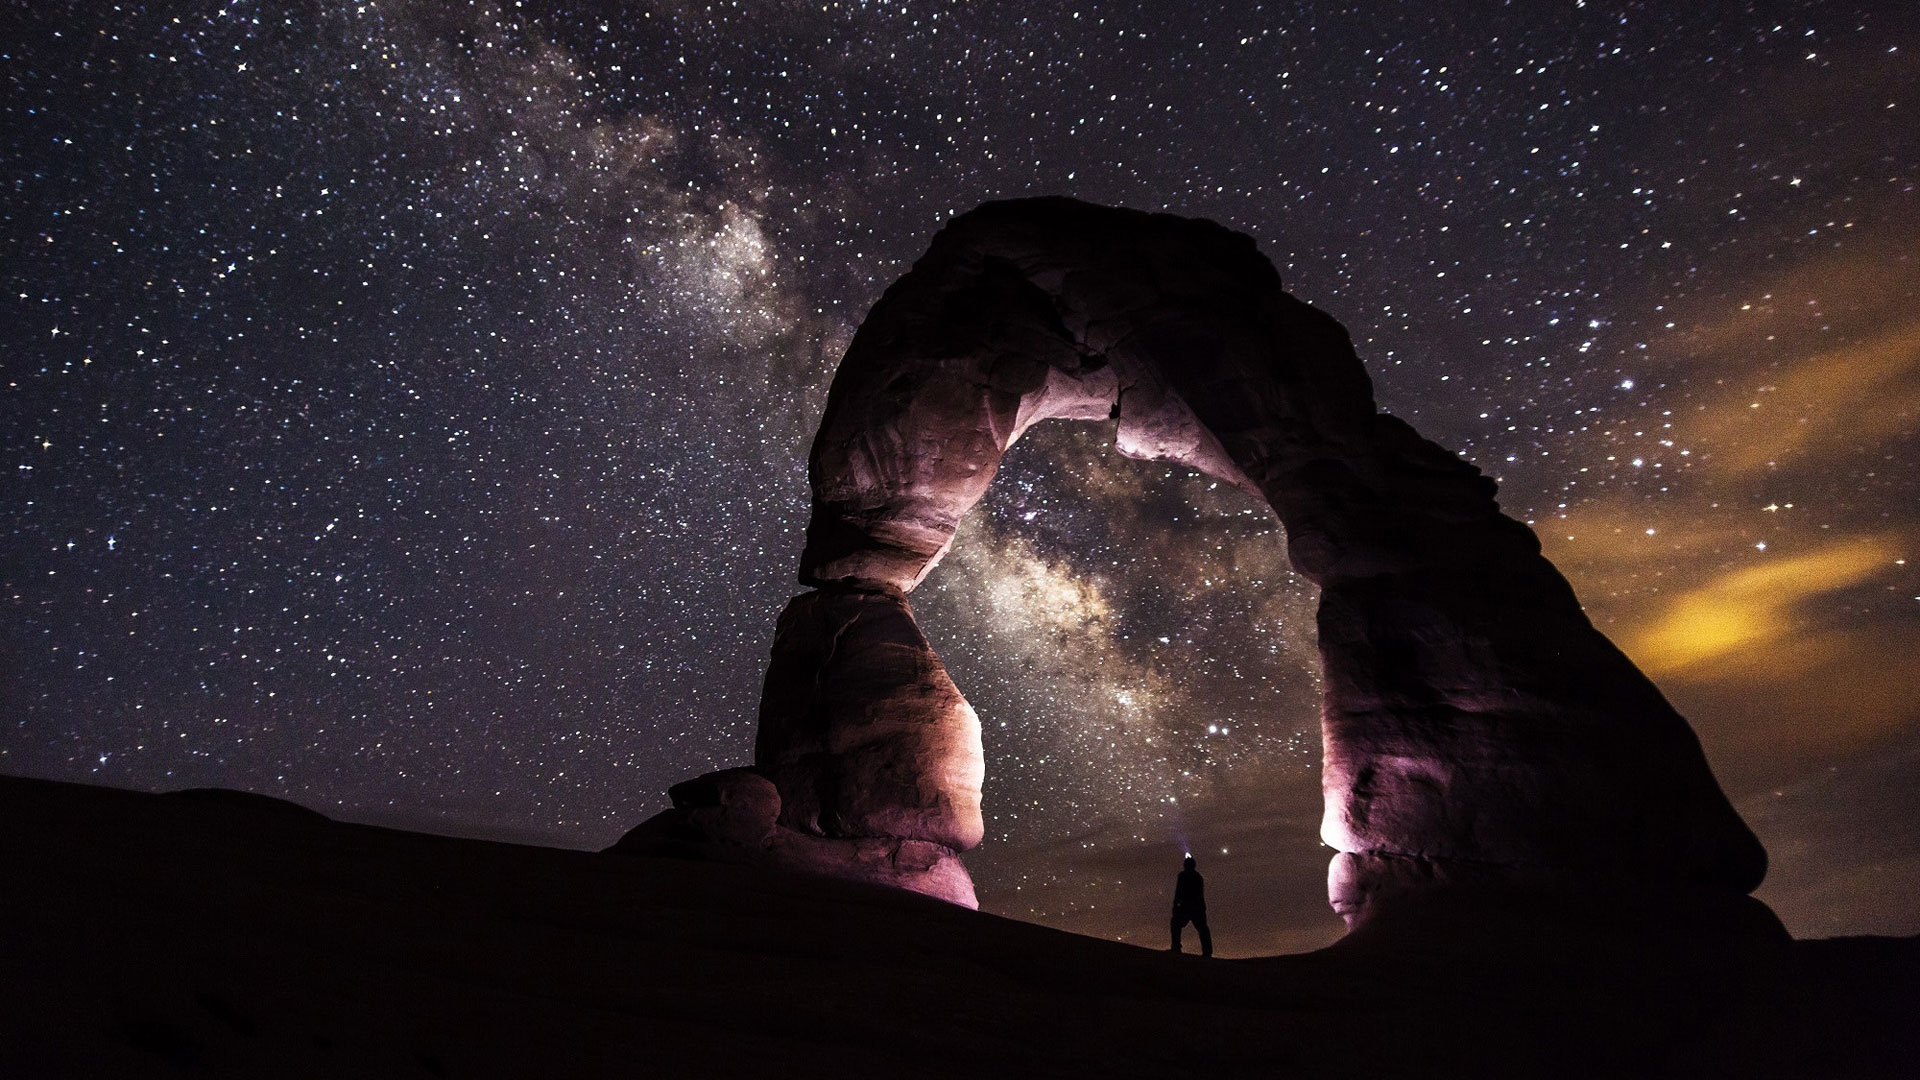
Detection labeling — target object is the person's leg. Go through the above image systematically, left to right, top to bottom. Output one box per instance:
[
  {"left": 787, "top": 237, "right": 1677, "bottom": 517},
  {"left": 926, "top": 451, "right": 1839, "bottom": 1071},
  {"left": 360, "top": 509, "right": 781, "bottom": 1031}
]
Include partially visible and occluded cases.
[
  {"left": 1169, "top": 915, "right": 1184, "bottom": 952},
  {"left": 1196, "top": 916, "right": 1212, "bottom": 957}
]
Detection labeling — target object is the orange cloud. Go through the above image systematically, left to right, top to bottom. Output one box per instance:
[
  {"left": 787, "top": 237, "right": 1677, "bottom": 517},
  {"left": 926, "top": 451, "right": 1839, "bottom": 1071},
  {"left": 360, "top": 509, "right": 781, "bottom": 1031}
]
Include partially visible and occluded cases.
[{"left": 1623, "top": 535, "right": 1900, "bottom": 677}]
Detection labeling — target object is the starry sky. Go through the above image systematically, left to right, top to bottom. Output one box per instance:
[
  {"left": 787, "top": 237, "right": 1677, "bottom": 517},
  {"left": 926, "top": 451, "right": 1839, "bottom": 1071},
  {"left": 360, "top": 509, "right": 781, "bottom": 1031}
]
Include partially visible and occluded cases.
[{"left": 5, "top": 1, "right": 1916, "bottom": 957}]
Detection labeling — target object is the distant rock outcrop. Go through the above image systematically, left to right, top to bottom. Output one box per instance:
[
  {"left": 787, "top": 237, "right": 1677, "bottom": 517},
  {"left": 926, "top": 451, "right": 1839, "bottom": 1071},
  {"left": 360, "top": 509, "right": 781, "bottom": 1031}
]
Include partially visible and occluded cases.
[
  {"left": 630, "top": 197, "right": 1767, "bottom": 921},
  {"left": 608, "top": 763, "right": 976, "bottom": 906}
]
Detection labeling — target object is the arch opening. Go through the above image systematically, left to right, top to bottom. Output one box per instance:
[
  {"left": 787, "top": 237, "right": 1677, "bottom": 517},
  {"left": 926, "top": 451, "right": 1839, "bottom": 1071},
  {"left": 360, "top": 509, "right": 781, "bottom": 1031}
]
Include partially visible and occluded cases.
[{"left": 906, "top": 419, "right": 1326, "bottom": 939}]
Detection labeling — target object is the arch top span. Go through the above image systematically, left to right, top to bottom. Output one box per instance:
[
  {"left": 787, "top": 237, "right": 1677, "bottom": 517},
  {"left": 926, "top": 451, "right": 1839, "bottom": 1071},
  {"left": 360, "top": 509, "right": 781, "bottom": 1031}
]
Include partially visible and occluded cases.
[
  {"left": 800, "top": 197, "right": 1382, "bottom": 594},
  {"left": 624, "top": 198, "right": 1767, "bottom": 925}
]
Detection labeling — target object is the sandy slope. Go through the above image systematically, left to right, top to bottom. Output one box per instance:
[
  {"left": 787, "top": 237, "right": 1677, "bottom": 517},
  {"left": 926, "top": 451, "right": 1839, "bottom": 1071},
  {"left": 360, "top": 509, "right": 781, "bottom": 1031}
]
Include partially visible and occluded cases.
[{"left": 1, "top": 775, "right": 1912, "bottom": 1078}]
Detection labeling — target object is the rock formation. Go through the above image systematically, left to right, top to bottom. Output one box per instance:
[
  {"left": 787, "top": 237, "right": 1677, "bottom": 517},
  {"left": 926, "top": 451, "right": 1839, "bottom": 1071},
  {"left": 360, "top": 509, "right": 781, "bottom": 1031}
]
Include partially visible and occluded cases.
[
  {"left": 627, "top": 197, "right": 1767, "bottom": 923},
  {"left": 754, "top": 590, "right": 984, "bottom": 855},
  {"left": 608, "top": 765, "right": 976, "bottom": 906}
]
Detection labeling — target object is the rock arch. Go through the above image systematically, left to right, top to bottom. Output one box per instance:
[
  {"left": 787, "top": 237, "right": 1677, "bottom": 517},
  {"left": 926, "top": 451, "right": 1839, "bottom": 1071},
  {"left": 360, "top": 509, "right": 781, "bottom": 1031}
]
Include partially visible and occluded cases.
[{"left": 622, "top": 198, "right": 1766, "bottom": 923}]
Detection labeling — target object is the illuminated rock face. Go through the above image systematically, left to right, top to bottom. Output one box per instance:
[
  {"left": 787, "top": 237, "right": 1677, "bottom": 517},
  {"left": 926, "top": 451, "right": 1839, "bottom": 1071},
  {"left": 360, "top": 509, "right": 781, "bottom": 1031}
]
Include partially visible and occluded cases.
[
  {"left": 655, "top": 197, "right": 1766, "bottom": 916},
  {"left": 755, "top": 589, "right": 984, "bottom": 854}
]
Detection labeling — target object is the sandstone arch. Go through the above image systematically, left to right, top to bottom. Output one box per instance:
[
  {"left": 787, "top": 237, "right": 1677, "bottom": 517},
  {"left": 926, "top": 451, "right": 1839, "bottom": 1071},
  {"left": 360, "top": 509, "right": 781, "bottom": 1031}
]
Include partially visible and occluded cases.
[{"left": 623, "top": 198, "right": 1766, "bottom": 923}]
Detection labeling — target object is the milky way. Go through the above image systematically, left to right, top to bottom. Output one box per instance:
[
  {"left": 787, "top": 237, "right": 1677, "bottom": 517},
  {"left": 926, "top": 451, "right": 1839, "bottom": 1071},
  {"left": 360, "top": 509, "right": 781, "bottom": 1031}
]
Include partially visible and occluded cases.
[{"left": 5, "top": 1, "right": 1917, "bottom": 955}]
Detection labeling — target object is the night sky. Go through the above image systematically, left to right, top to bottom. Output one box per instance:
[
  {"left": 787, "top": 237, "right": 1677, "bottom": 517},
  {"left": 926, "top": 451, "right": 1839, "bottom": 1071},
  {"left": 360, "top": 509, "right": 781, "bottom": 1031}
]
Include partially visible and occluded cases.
[{"left": 5, "top": 1, "right": 1916, "bottom": 957}]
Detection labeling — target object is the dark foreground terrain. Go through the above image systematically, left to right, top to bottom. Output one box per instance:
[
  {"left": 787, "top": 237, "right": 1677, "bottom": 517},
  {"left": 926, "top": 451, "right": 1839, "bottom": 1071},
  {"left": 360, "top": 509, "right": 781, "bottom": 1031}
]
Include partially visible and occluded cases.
[{"left": 1, "top": 775, "right": 1913, "bottom": 1078}]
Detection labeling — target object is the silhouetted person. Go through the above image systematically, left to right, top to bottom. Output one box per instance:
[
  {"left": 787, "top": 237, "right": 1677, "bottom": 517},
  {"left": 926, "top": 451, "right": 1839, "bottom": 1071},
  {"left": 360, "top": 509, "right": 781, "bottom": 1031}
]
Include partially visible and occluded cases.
[{"left": 1169, "top": 855, "right": 1212, "bottom": 956}]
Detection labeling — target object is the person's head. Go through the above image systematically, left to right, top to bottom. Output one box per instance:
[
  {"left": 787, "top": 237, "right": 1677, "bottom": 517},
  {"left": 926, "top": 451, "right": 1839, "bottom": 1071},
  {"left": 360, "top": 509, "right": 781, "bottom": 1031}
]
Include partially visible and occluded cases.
[{"left": 1183, "top": 856, "right": 1196, "bottom": 871}]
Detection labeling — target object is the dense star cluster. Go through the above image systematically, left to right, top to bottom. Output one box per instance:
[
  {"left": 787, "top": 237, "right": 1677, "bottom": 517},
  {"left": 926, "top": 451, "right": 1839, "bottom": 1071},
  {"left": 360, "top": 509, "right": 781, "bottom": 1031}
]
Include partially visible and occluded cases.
[{"left": 4, "top": 1, "right": 1916, "bottom": 955}]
